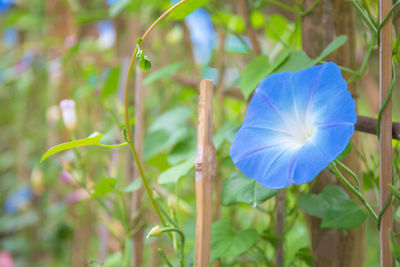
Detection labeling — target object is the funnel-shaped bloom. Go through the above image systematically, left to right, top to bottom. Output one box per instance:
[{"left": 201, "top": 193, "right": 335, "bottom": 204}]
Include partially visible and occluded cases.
[{"left": 230, "top": 63, "right": 356, "bottom": 189}]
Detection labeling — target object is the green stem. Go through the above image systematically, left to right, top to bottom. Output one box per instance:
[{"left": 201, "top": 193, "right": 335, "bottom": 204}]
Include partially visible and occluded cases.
[
  {"left": 123, "top": 0, "right": 188, "bottom": 227},
  {"left": 265, "top": 0, "right": 299, "bottom": 13},
  {"left": 300, "top": 0, "right": 320, "bottom": 16},
  {"left": 349, "top": 0, "right": 378, "bottom": 34},
  {"left": 377, "top": 0, "right": 400, "bottom": 46},
  {"left": 377, "top": 61, "right": 396, "bottom": 138},
  {"left": 335, "top": 160, "right": 360, "bottom": 190},
  {"left": 331, "top": 162, "right": 378, "bottom": 222},
  {"left": 161, "top": 227, "right": 186, "bottom": 267},
  {"left": 158, "top": 248, "right": 174, "bottom": 267}
]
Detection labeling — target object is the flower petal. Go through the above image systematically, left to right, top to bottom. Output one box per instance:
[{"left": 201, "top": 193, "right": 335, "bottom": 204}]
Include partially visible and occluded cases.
[{"left": 230, "top": 62, "right": 356, "bottom": 189}]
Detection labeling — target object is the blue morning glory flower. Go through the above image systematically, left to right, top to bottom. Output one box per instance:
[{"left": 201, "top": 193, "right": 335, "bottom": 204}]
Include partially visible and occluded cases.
[
  {"left": 0, "top": 0, "right": 14, "bottom": 13},
  {"left": 106, "top": 0, "right": 119, "bottom": 5},
  {"left": 185, "top": 8, "right": 216, "bottom": 65},
  {"left": 230, "top": 63, "right": 356, "bottom": 189},
  {"left": 4, "top": 186, "right": 33, "bottom": 214}
]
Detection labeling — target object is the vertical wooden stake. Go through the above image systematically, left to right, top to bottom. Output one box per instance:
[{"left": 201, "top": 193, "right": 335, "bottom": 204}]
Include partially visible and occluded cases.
[
  {"left": 380, "top": 0, "right": 393, "bottom": 266},
  {"left": 132, "top": 65, "right": 145, "bottom": 267},
  {"left": 195, "top": 80, "right": 217, "bottom": 267}
]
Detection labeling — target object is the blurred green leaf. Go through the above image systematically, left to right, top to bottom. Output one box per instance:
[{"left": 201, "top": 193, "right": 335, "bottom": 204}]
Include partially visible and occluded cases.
[
  {"left": 109, "top": 0, "right": 130, "bottom": 17},
  {"left": 168, "top": 0, "right": 209, "bottom": 20},
  {"left": 250, "top": 10, "right": 266, "bottom": 29},
  {"left": 266, "top": 14, "right": 290, "bottom": 42},
  {"left": 275, "top": 35, "right": 348, "bottom": 73},
  {"left": 312, "top": 35, "right": 348, "bottom": 64},
  {"left": 136, "top": 50, "right": 152, "bottom": 72},
  {"left": 240, "top": 50, "right": 290, "bottom": 99},
  {"left": 275, "top": 50, "right": 312, "bottom": 73},
  {"left": 239, "top": 55, "right": 269, "bottom": 99},
  {"left": 143, "top": 61, "right": 185, "bottom": 85},
  {"left": 101, "top": 66, "right": 121, "bottom": 100},
  {"left": 144, "top": 107, "right": 193, "bottom": 160},
  {"left": 149, "top": 107, "right": 192, "bottom": 133},
  {"left": 213, "top": 121, "right": 239, "bottom": 149},
  {"left": 41, "top": 132, "right": 127, "bottom": 163},
  {"left": 167, "top": 138, "right": 196, "bottom": 165},
  {"left": 337, "top": 142, "right": 352, "bottom": 160},
  {"left": 158, "top": 157, "right": 194, "bottom": 184},
  {"left": 221, "top": 173, "right": 279, "bottom": 207},
  {"left": 92, "top": 178, "right": 117, "bottom": 197},
  {"left": 121, "top": 179, "right": 142, "bottom": 193},
  {"left": 299, "top": 185, "right": 349, "bottom": 218},
  {"left": 300, "top": 185, "right": 366, "bottom": 229},
  {"left": 298, "top": 194, "right": 328, "bottom": 218},
  {"left": 321, "top": 199, "right": 367, "bottom": 230},
  {"left": 210, "top": 220, "right": 258, "bottom": 262},
  {"left": 390, "top": 231, "right": 400, "bottom": 263},
  {"left": 294, "top": 247, "right": 315, "bottom": 266},
  {"left": 103, "top": 252, "right": 123, "bottom": 267}
]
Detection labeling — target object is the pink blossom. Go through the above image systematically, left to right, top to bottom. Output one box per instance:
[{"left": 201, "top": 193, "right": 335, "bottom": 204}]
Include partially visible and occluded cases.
[
  {"left": 59, "top": 99, "right": 77, "bottom": 131},
  {"left": 0, "top": 251, "right": 14, "bottom": 267}
]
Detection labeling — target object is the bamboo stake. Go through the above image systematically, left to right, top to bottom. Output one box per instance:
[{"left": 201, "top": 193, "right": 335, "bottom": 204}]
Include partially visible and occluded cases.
[
  {"left": 379, "top": 0, "right": 393, "bottom": 266},
  {"left": 132, "top": 65, "right": 145, "bottom": 267},
  {"left": 195, "top": 80, "right": 217, "bottom": 267}
]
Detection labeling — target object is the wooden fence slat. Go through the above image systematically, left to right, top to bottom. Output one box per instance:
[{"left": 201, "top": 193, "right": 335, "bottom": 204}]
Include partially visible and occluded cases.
[
  {"left": 379, "top": 0, "right": 393, "bottom": 266},
  {"left": 195, "top": 80, "right": 217, "bottom": 267}
]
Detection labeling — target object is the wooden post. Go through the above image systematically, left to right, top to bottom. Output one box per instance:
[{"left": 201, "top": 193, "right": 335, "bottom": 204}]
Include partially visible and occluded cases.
[
  {"left": 379, "top": 0, "right": 393, "bottom": 266},
  {"left": 195, "top": 80, "right": 217, "bottom": 267}
]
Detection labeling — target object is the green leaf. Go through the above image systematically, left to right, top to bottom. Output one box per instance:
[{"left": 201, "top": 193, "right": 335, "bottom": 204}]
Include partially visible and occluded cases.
[
  {"left": 109, "top": 0, "right": 130, "bottom": 17},
  {"left": 168, "top": 0, "right": 209, "bottom": 20},
  {"left": 266, "top": 14, "right": 290, "bottom": 42},
  {"left": 275, "top": 35, "right": 348, "bottom": 73},
  {"left": 311, "top": 35, "right": 348, "bottom": 64},
  {"left": 136, "top": 50, "right": 152, "bottom": 72},
  {"left": 239, "top": 50, "right": 290, "bottom": 99},
  {"left": 274, "top": 50, "right": 312, "bottom": 73},
  {"left": 239, "top": 55, "right": 269, "bottom": 99},
  {"left": 143, "top": 62, "right": 185, "bottom": 85},
  {"left": 101, "top": 66, "right": 121, "bottom": 100},
  {"left": 144, "top": 107, "right": 193, "bottom": 160},
  {"left": 149, "top": 107, "right": 192, "bottom": 133},
  {"left": 213, "top": 121, "right": 240, "bottom": 149},
  {"left": 41, "top": 132, "right": 127, "bottom": 163},
  {"left": 167, "top": 138, "right": 196, "bottom": 165},
  {"left": 337, "top": 142, "right": 352, "bottom": 160},
  {"left": 158, "top": 158, "right": 194, "bottom": 184},
  {"left": 221, "top": 173, "right": 279, "bottom": 207},
  {"left": 92, "top": 178, "right": 117, "bottom": 197},
  {"left": 121, "top": 179, "right": 142, "bottom": 193},
  {"left": 299, "top": 185, "right": 349, "bottom": 218},
  {"left": 298, "top": 194, "right": 328, "bottom": 218},
  {"left": 321, "top": 199, "right": 367, "bottom": 230},
  {"left": 210, "top": 220, "right": 258, "bottom": 262},
  {"left": 123, "top": 239, "right": 133, "bottom": 267},
  {"left": 294, "top": 247, "right": 314, "bottom": 266}
]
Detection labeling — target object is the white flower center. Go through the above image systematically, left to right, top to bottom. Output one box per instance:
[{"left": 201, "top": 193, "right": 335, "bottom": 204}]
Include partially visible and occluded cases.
[{"left": 283, "top": 114, "right": 316, "bottom": 148}]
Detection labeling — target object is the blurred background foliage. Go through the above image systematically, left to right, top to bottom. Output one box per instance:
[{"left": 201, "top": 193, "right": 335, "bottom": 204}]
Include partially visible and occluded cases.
[{"left": 0, "top": 0, "right": 399, "bottom": 266}]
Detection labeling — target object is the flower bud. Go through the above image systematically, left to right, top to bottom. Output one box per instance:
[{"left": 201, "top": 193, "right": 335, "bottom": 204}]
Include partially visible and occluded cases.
[
  {"left": 59, "top": 99, "right": 77, "bottom": 131},
  {"left": 59, "top": 169, "right": 74, "bottom": 185},
  {"left": 65, "top": 188, "right": 90, "bottom": 204},
  {"left": 146, "top": 225, "right": 162, "bottom": 238},
  {"left": 0, "top": 250, "right": 14, "bottom": 267}
]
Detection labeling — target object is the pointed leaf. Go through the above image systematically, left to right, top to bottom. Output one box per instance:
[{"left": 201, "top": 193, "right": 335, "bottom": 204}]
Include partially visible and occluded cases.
[
  {"left": 41, "top": 132, "right": 127, "bottom": 162},
  {"left": 158, "top": 158, "right": 195, "bottom": 184},
  {"left": 221, "top": 173, "right": 279, "bottom": 207},
  {"left": 321, "top": 199, "right": 367, "bottom": 230},
  {"left": 210, "top": 220, "right": 258, "bottom": 262}
]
